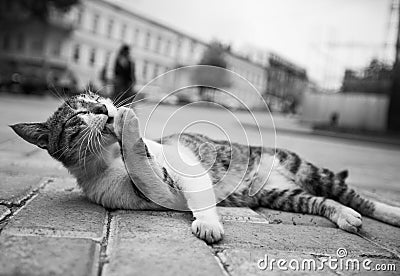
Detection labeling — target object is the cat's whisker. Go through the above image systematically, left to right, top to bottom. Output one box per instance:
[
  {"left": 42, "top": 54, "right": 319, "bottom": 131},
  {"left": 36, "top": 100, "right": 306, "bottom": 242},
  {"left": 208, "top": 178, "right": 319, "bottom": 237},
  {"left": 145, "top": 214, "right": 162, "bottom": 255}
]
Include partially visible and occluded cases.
[
  {"left": 48, "top": 83, "right": 74, "bottom": 110},
  {"left": 112, "top": 83, "right": 136, "bottom": 105},
  {"left": 48, "top": 84, "right": 65, "bottom": 103},
  {"left": 94, "top": 84, "right": 112, "bottom": 95},
  {"left": 113, "top": 86, "right": 132, "bottom": 103},
  {"left": 112, "top": 89, "right": 129, "bottom": 105},
  {"left": 116, "top": 94, "right": 150, "bottom": 108},
  {"left": 115, "top": 95, "right": 138, "bottom": 107},
  {"left": 117, "top": 96, "right": 150, "bottom": 108},
  {"left": 131, "top": 96, "right": 150, "bottom": 104},
  {"left": 55, "top": 127, "right": 91, "bottom": 160},
  {"left": 76, "top": 127, "right": 91, "bottom": 165},
  {"left": 83, "top": 128, "right": 95, "bottom": 175},
  {"left": 91, "top": 130, "right": 102, "bottom": 162},
  {"left": 92, "top": 130, "right": 103, "bottom": 161},
  {"left": 79, "top": 134, "right": 91, "bottom": 170},
  {"left": 98, "top": 134, "right": 111, "bottom": 156},
  {"left": 96, "top": 135, "right": 108, "bottom": 161}
]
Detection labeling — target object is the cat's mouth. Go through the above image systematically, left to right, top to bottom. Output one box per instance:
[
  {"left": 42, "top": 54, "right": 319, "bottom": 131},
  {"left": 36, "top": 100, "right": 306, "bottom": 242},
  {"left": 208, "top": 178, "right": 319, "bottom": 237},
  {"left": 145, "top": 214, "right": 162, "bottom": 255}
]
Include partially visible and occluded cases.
[
  {"left": 106, "top": 116, "right": 114, "bottom": 124},
  {"left": 103, "top": 119, "right": 115, "bottom": 136}
]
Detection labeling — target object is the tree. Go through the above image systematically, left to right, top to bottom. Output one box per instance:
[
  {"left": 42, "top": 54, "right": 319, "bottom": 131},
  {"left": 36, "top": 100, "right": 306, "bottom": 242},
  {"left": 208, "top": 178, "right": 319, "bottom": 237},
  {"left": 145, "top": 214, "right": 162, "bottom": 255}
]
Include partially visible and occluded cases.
[
  {"left": 0, "top": 0, "right": 79, "bottom": 22},
  {"left": 192, "top": 41, "right": 231, "bottom": 101},
  {"left": 199, "top": 41, "right": 228, "bottom": 68}
]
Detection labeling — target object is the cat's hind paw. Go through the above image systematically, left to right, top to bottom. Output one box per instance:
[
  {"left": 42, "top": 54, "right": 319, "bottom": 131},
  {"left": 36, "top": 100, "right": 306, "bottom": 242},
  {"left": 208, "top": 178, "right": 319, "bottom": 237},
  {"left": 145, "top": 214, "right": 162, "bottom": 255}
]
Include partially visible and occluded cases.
[
  {"left": 337, "top": 207, "right": 362, "bottom": 233},
  {"left": 192, "top": 219, "right": 224, "bottom": 244}
]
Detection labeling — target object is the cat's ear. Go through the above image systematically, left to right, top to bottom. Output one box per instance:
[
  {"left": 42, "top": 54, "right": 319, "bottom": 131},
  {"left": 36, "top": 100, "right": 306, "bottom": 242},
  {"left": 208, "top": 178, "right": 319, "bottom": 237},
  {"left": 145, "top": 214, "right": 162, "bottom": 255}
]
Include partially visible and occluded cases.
[
  {"left": 10, "top": 123, "right": 49, "bottom": 149},
  {"left": 336, "top": 169, "right": 349, "bottom": 180}
]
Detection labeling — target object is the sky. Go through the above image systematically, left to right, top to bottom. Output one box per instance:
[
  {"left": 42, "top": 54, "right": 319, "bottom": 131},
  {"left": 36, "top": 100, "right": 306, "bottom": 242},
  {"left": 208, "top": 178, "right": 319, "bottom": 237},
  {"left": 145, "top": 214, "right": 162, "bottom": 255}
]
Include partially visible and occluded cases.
[{"left": 109, "top": 0, "right": 395, "bottom": 89}]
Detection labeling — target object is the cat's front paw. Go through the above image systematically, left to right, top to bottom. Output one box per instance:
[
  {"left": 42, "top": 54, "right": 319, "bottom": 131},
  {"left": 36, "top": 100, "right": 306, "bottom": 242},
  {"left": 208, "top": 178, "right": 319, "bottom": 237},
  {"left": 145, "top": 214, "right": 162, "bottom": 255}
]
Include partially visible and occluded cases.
[
  {"left": 114, "top": 107, "right": 140, "bottom": 142},
  {"left": 192, "top": 219, "right": 224, "bottom": 244}
]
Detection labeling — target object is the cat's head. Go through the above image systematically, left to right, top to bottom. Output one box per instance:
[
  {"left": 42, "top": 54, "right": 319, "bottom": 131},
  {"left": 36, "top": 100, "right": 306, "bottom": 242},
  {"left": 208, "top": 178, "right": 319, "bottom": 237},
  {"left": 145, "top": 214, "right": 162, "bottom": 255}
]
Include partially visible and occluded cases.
[{"left": 10, "top": 92, "right": 118, "bottom": 168}]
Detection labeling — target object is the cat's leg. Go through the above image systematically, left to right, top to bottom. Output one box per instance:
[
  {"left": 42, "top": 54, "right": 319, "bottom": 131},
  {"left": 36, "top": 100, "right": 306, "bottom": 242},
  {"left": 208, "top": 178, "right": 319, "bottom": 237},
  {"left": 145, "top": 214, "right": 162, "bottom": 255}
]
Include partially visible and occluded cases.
[
  {"left": 113, "top": 107, "right": 187, "bottom": 209},
  {"left": 165, "top": 142, "right": 224, "bottom": 243},
  {"left": 275, "top": 149, "right": 400, "bottom": 227},
  {"left": 259, "top": 171, "right": 362, "bottom": 233},
  {"left": 181, "top": 175, "right": 224, "bottom": 244},
  {"left": 330, "top": 185, "right": 400, "bottom": 227},
  {"left": 259, "top": 187, "right": 362, "bottom": 233}
]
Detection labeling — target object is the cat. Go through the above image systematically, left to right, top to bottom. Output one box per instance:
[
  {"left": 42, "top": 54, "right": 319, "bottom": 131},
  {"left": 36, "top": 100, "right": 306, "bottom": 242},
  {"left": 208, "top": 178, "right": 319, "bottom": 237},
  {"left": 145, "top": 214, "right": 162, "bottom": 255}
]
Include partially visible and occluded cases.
[{"left": 10, "top": 92, "right": 400, "bottom": 244}]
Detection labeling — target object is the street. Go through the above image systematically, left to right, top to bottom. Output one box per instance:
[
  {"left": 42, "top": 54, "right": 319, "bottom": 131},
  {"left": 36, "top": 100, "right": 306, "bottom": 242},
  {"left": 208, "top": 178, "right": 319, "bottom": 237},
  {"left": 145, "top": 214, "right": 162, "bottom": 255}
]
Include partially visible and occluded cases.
[{"left": 0, "top": 94, "right": 399, "bottom": 275}]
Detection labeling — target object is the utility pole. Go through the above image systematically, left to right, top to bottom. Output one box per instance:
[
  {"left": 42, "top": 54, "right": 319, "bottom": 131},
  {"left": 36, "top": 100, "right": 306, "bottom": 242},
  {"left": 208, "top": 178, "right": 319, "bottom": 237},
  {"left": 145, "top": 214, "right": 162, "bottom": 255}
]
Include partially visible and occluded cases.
[{"left": 388, "top": 0, "right": 400, "bottom": 131}]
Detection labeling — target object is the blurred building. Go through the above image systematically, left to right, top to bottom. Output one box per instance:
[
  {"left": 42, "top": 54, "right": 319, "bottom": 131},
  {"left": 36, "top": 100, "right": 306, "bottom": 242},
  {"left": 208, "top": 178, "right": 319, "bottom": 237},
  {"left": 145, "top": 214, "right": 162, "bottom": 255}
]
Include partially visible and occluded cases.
[
  {"left": 0, "top": 0, "right": 267, "bottom": 95},
  {"left": 238, "top": 45, "right": 309, "bottom": 112},
  {"left": 266, "top": 53, "right": 308, "bottom": 100},
  {"left": 341, "top": 59, "right": 392, "bottom": 94}
]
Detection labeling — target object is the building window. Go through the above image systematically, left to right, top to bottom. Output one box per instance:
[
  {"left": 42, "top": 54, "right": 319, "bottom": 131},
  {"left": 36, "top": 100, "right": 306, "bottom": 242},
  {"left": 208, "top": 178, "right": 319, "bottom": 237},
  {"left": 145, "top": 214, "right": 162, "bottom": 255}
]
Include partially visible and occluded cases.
[
  {"left": 76, "top": 7, "right": 84, "bottom": 25},
  {"left": 92, "top": 13, "right": 99, "bottom": 34},
  {"left": 107, "top": 19, "right": 114, "bottom": 38},
  {"left": 120, "top": 24, "right": 127, "bottom": 41},
  {"left": 133, "top": 28, "right": 140, "bottom": 45},
  {"left": 144, "top": 31, "right": 151, "bottom": 50},
  {"left": 2, "top": 33, "right": 10, "bottom": 51},
  {"left": 16, "top": 34, "right": 25, "bottom": 52},
  {"left": 155, "top": 35, "right": 162, "bottom": 53},
  {"left": 176, "top": 38, "right": 182, "bottom": 57},
  {"left": 31, "top": 39, "right": 43, "bottom": 54},
  {"left": 52, "top": 40, "right": 61, "bottom": 57},
  {"left": 165, "top": 40, "right": 171, "bottom": 56},
  {"left": 190, "top": 40, "right": 196, "bottom": 53},
  {"left": 73, "top": 44, "right": 80, "bottom": 63},
  {"left": 89, "top": 48, "right": 96, "bottom": 66},
  {"left": 104, "top": 51, "right": 111, "bottom": 64},
  {"left": 142, "top": 60, "right": 148, "bottom": 79},
  {"left": 153, "top": 64, "right": 159, "bottom": 78}
]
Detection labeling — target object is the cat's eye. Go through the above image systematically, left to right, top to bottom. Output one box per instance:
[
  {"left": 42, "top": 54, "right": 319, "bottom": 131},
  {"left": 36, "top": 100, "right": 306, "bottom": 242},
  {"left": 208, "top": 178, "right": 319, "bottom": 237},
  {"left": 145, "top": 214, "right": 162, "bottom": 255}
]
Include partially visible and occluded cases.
[
  {"left": 65, "top": 111, "right": 89, "bottom": 125},
  {"left": 69, "top": 129, "right": 81, "bottom": 142}
]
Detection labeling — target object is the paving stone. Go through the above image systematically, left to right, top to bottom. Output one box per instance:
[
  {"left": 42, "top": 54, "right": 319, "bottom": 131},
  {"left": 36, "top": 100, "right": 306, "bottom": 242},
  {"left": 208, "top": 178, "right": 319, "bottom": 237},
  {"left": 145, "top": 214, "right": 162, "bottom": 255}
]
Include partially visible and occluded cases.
[
  {"left": 0, "top": 138, "right": 41, "bottom": 154},
  {"left": 0, "top": 140, "right": 68, "bottom": 178},
  {"left": 0, "top": 151, "right": 68, "bottom": 178},
  {"left": 0, "top": 172, "right": 46, "bottom": 205},
  {"left": 44, "top": 177, "right": 80, "bottom": 192},
  {"left": 3, "top": 188, "right": 106, "bottom": 240},
  {"left": 0, "top": 205, "right": 11, "bottom": 221},
  {"left": 218, "top": 207, "right": 269, "bottom": 223},
  {"left": 256, "top": 208, "right": 336, "bottom": 228},
  {"left": 257, "top": 209, "right": 400, "bottom": 256},
  {"left": 103, "top": 211, "right": 224, "bottom": 276},
  {"left": 359, "top": 217, "right": 400, "bottom": 255},
  {"left": 214, "top": 221, "right": 394, "bottom": 258},
  {"left": 0, "top": 235, "right": 99, "bottom": 276},
  {"left": 215, "top": 247, "right": 337, "bottom": 275}
]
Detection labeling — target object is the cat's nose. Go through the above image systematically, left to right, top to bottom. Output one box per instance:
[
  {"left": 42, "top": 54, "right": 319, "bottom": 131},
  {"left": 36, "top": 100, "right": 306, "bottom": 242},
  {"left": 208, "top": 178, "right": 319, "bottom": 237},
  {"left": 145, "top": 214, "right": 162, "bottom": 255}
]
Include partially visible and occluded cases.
[{"left": 91, "top": 104, "right": 108, "bottom": 115}]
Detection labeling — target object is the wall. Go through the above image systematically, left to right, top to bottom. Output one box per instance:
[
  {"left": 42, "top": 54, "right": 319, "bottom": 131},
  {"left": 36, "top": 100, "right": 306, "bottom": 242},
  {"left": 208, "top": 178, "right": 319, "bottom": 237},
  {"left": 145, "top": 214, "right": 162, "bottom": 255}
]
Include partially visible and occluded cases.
[{"left": 301, "top": 92, "right": 389, "bottom": 131}]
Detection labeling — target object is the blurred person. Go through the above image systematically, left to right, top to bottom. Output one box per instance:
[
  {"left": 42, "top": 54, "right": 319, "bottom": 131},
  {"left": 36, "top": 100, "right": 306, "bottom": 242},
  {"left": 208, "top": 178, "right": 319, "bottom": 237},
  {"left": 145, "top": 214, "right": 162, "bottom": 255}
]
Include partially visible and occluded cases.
[{"left": 113, "top": 44, "right": 136, "bottom": 105}]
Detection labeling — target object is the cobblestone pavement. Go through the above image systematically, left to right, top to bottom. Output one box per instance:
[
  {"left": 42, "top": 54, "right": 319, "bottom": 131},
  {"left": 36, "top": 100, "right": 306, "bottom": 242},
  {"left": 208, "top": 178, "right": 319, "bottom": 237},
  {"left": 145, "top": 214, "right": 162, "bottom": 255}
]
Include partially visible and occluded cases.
[{"left": 0, "top": 95, "right": 399, "bottom": 275}]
